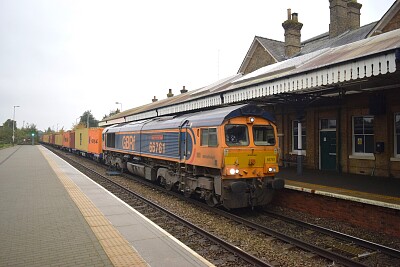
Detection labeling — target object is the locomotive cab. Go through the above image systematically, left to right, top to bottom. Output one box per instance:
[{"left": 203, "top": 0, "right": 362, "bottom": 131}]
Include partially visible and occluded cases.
[{"left": 221, "top": 116, "right": 284, "bottom": 209}]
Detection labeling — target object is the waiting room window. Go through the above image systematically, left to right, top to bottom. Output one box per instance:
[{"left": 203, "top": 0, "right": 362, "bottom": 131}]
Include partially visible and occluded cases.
[
  {"left": 395, "top": 114, "right": 400, "bottom": 157},
  {"left": 353, "top": 116, "right": 374, "bottom": 155},
  {"left": 292, "top": 120, "right": 306, "bottom": 152},
  {"left": 201, "top": 128, "right": 218, "bottom": 147}
]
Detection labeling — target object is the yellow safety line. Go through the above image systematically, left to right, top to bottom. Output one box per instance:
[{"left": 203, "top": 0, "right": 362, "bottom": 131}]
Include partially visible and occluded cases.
[{"left": 39, "top": 147, "right": 148, "bottom": 267}]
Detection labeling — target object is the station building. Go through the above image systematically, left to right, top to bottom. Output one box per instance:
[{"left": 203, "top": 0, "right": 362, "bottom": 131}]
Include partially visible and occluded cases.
[{"left": 100, "top": 0, "right": 400, "bottom": 178}]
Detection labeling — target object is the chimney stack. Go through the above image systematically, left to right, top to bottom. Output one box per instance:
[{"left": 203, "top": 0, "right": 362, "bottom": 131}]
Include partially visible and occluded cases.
[
  {"left": 329, "top": 0, "right": 362, "bottom": 38},
  {"left": 347, "top": 0, "right": 362, "bottom": 31},
  {"left": 282, "top": 9, "right": 303, "bottom": 58},
  {"left": 180, "top": 85, "right": 188, "bottom": 94},
  {"left": 167, "top": 89, "right": 174, "bottom": 98},
  {"left": 152, "top": 96, "right": 158, "bottom": 102}
]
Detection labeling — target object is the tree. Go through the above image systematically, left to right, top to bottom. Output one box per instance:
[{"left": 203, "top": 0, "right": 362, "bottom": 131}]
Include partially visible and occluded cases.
[
  {"left": 102, "top": 109, "right": 120, "bottom": 120},
  {"left": 78, "top": 110, "right": 99, "bottom": 128},
  {"left": 0, "top": 119, "right": 13, "bottom": 144},
  {"left": 0, "top": 120, "right": 38, "bottom": 145},
  {"left": 19, "top": 123, "right": 38, "bottom": 144},
  {"left": 45, "top": 127, "right": 54, "bottom": 133}
]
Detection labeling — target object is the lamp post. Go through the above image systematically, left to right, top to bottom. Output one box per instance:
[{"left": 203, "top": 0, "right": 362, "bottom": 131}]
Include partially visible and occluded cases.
[
  {"left": 115, "top": 102, "right": 122, "bottom": 112},
  {"left": 12, "top": 105, "right": 20, "bottom": 145}
]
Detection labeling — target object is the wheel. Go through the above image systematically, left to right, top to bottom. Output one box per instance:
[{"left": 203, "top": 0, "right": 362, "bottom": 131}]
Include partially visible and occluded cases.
[
  {"left": 184, "top": 189, "right": 192, "bottom": 198},
  {"left": 205, "top": 192, "right": 218, "bottom": 207}
]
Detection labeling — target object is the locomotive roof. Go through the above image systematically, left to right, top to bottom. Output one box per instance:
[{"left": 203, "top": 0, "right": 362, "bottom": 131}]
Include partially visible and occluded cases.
[
  {"left": 104, "top": 104, "right": 275, "bottom": 133},
  {"left": 177, "top": 104, "right": 276, "bottom": 128}
]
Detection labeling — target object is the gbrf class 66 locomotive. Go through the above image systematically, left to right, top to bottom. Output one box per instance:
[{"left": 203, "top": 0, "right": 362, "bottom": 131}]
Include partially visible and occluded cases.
[{"left": 102, "top": 104, "right": 284, "bottom": 209}]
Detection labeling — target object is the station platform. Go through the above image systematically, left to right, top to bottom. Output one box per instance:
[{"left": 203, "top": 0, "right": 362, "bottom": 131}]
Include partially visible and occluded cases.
[
  {"left": 0, "top": 145, "right": 213, "bottom": 267},
  {"left": 276, "top": 167, "right": 400, "bottom": 210}
]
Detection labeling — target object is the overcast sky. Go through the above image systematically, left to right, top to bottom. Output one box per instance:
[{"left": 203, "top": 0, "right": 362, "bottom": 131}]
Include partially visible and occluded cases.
[{"left": 0, "top": 0, "right": 396, "bottom": 131}]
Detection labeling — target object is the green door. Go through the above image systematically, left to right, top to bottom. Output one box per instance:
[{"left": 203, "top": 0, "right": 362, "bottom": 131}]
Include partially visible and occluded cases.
[{"left": 320, "top": 131, "right": 336, "bottom": 171}]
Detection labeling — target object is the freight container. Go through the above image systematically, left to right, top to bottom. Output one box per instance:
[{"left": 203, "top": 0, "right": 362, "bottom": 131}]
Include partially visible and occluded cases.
[
  {"left": 75, "top": 127, "right": 89, "bottom": 154},
  {"left": 88, "top": 128, "right": 103, "bottom": 157},
  {"left": 62, "top": 131, "right": 75, "bottom": 150},
  {"left": 55, "top": 133, "right": 63, "bottom": 147},
  {"left": 41, "top": 134, "right": 50, "bottom": 144},
  {"left": 50, "top": 134, "right": 56, "bottom": 145}
]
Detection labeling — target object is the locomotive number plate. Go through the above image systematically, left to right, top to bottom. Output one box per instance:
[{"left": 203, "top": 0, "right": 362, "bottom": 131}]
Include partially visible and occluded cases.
[{"left": 265, "top": 156, "right": 276, "bottom": 163}]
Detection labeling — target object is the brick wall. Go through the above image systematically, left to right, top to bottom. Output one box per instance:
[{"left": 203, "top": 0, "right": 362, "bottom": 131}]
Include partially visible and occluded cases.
[
  {"left": 383, "top": 10, "right": 400, "bottom": 33},
  {"left": 244, "top": 43, "right": 276, "bottom": 75},
  {"left": 272, "top": 86, "right": 400, "bottom": 178},
  {"left": 273, "top": 189, "right": 400, "bottom": 238}
]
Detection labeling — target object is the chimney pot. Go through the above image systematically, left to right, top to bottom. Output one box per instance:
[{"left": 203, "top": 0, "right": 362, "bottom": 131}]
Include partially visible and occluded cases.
[
  {"left": 287, "top": 8, "right": 291, "bottom": 20},
  {"left": 292, "top": 12, "right": 298, "bottom": 22},
  {"left": 180, "top": 85, "right": 188, "bottom": 94},
  {"left": 167, "top": 89, "right": 174, "bottom": 98},
  {"left": 152, "top": 96, "right": 158, "bottom": 102}
]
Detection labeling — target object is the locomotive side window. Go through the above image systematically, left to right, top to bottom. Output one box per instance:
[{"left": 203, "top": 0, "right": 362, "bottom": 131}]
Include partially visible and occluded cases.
[
  {"left": 225, "top": 125, "right": 249, "bottom": 146},
  {"left": 253, "top": 125, "right": 275, "bottom": 146},
  {"left": 200, "top": 128, "right": 218, "bottom": 147},
  {"left": 106, "top": 133, "right": 115, "bottom": 148}
]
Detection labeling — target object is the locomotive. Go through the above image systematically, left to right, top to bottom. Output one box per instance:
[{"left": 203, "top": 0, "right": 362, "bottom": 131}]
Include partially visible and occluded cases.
[{"left": 102, "top": 104, "right": 284, "bottom": 209}]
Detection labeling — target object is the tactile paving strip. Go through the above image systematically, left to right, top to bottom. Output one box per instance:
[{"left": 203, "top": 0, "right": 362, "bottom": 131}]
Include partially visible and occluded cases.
[{"left": 39, "top": 147, "right": 148, "bottom": 267}]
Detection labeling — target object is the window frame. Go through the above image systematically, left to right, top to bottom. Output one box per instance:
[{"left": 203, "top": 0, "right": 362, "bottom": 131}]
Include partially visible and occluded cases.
[
  {"left": 395, "top": 113, "right": 400, "bottom": 158},
  {"left": 352, "top": 115, "right": 374, "bottom": 156},
  {"left": 292, "top": 120, "right": 306, "bottom": 154},
  {"left": 224, "top": 124, "right": 249, "bottom": 147},
  {"left": 252, "top": 125, "right": 276, "bottom": 146},
  {"left": 200, "top": 128, "right": 218, "bottom": 147}
]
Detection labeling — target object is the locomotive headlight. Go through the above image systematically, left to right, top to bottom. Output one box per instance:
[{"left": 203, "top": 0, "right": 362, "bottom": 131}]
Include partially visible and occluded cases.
[
  {"left": 247, "top": 117, "right": 255, "bottom": 124},
  {"left": 268, "top": 167, "right": 277, "bottom": 173},
  {"left": 229, "top": 168, "right": 236, "bottom": 175}
]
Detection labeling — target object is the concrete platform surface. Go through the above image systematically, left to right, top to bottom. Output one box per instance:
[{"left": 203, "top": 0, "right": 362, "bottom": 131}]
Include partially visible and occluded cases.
[
  {"left": 0, "top": 145, "right": 214, "bottom": 267},
  {"left": 277, "top": 167, "right": 400, "bottom": 210}
]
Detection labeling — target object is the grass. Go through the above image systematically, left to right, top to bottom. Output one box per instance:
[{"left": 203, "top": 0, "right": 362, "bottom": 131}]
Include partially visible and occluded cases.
[{"left": 0, "top": 143, "right": 13, "bottom": 150}]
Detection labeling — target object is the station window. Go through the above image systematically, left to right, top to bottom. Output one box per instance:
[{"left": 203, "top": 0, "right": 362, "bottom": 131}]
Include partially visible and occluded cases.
[
  {"left": 395, "top": 114, "right": 400, "bottom": 157},
  {"left": 352, "top": 116, "right": 374, "bottom": 155},
  {"left": 320, "top": 119, "right": 336, "bottom": 130},
  {"left": 292, "top": 120, "right": 306, "bottom": 152},
  {"left": 200, "top": 128, "right": 218, "bottom": 147}
]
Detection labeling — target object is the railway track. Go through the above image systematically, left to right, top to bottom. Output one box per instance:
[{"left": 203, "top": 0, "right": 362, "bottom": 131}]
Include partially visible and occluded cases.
[
  {"left": 49, "top": 146, "right": 400, "bottom": 266},
  {"left": 51, "top": 147, "right": 272, "bottom": 266},
  {"left": 162, "top": 183, "right": 400, "bottom": 267},
  {"left": 258, "top": 211, "right": 400, "bottom": 261}
]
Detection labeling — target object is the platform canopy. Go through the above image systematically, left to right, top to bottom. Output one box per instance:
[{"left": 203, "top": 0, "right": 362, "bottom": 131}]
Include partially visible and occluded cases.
[{"left": 100, "top": 28, "right": 400, "bottom": 127}]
